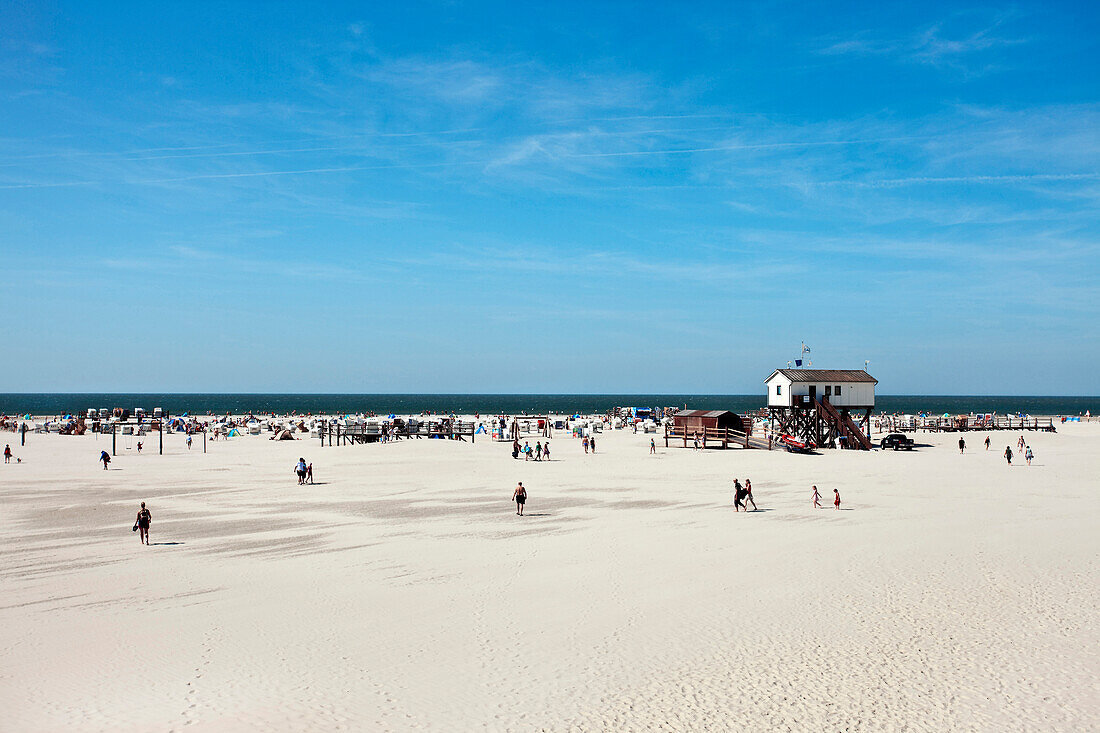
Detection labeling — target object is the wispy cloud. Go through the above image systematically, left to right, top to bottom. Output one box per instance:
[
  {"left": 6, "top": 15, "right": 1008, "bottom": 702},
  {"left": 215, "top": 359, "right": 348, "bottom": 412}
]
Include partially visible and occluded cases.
[
  {"left": 817, "top": 11, "right": 1027, "bottom": 74},
  {"left": 817, "top": 173, "right": 1100, "bottom": 188}
]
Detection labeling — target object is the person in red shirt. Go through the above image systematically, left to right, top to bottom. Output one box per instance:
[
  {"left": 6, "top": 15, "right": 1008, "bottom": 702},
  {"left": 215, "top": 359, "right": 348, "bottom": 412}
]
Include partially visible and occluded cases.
[{"left": 833, "top": 488, "right": 841, "bottom": 510}]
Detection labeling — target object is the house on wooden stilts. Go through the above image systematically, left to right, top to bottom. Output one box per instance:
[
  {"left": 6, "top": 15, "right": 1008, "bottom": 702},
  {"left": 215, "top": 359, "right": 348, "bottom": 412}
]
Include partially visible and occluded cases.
[{"left": 766, "top": 369, "right": 876, "bottom": 450}]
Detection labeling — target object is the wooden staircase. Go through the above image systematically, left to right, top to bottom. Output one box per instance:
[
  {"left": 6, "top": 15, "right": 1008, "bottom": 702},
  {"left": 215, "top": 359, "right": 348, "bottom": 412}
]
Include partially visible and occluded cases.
[{"left": 816, "top": 398, "right": 872, "bottom": 450}]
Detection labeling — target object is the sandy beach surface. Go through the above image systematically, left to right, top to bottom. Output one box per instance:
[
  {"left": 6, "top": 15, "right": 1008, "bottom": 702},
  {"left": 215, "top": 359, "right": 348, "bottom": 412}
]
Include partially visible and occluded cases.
[{"left": 1, "top": 421, "right": 1097, "bottom": 731}]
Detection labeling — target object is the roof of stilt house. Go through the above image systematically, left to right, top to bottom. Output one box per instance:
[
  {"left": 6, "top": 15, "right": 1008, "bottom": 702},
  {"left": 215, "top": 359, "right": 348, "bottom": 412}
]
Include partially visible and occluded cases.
[{"left": 767, "top": 369, "right": 877, "bottom": 383}]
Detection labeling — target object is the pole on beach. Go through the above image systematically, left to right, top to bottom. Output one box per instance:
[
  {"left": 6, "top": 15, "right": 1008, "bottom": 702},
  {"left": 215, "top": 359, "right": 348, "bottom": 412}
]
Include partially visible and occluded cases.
[
  {"left": 159, "top": 420, "right": 163, "bottom": 455},
  {"left": 112, "top": 424, "right": 117, "bottom": 457},
  {"left": 203, "top": 429, "right": 207, "bottom": 454}
]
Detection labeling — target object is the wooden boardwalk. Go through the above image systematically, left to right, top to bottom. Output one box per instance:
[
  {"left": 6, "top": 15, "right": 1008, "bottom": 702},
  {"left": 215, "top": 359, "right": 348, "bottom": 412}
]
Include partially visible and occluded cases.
[
  {"left": 883, "top": 416, "right": 1056, "bottom": 433},
  {"left": 320, "top": 420, "right": 475, "bottom": 446}
]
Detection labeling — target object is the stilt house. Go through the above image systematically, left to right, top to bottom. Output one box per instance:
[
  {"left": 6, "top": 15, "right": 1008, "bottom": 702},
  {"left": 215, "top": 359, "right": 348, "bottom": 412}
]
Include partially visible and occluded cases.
[{"left": 765, "top": 368, "right": 877, "bottom": 449}]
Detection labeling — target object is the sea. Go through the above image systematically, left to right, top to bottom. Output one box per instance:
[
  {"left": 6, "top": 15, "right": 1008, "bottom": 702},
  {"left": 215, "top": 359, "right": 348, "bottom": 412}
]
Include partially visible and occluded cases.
[{"left": 0, "top": 394, "right": 1094, "bottom": 417}]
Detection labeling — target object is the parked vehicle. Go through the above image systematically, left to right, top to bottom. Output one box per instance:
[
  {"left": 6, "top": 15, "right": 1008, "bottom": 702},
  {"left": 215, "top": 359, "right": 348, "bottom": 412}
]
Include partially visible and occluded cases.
[{"left": 880, "top": 433, "right": 915, "bottom": 451}]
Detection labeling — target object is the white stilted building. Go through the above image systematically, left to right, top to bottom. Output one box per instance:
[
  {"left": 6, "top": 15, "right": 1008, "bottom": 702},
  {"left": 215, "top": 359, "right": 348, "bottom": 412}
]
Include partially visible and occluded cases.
[{"left": 765, "top": 368, "right": 877, "bottom": 449}]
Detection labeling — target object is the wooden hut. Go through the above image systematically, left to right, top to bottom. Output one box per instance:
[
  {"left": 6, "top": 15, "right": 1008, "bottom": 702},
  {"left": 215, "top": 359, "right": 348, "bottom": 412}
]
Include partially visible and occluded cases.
[
  {"left": 665, "top": 409, "right": 765, "bottom": 449},
  {"left": 672, "top": 410, "right": 750, "bottom": 434}
]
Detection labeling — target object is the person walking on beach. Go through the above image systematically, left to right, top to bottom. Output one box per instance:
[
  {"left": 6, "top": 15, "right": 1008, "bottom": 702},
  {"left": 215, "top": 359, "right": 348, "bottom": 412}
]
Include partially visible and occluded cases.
[
  {"left": 693, "top": 432, "right": 700, "bottom": 450},
  {"left": 186, "top": 434, "right": 193, "bottom": 450},
  {"left": 582, "top": 435, "right": 589, "bottom": 454},
  {"left": 1017, "top": 435, "right": 1025, "bottom": 451},
  {"left": 590, "top": 436, "right": 596, "bottom": 453},
  {"left": 984, "top": 436, "right": 991, "bottom": 450},
  {"left": 958, "top": 437, "right": 966, "bottom": 454},
  {"left": 512, "top": 438, "right": 520, "bottom": 460},
  {"left": 650, "top": 438, "right": 656, "bottom": 454},
  {"left": 137, "top": 441, "right": 143, "bottom": 453},
  {"left": 524, "top": 441, "right": 531, "bottom": 461},
  {"left": 535, "top": 441, "right": 542, "bottom": 461},
  {"left": 543, "top": 442, "right": 550, "bottom": 461},
  {"left": 3, "top": 444, "right": 11, "bottom": 463},
  {"left": 1004, "top": 446, "right": 1013, "bottom": 465},
  {"left": 1025, "top": 446, "right": 1033, "bottom": 466},
  {"left": 100, "top": 450, "right": 111, "bottom": 470},
  {"left": 295, "top": 458, "right": 307, "bottom": 484},
  {"left": 306, "top": 463, "right": 314, "bottom": 484},
  {"left": 732, "top": 479, "right": 746, "bottom": 512},
  {"left": 744, "top": 479, "right": 757, "bottom": 511},
  {"left": 512, "top": 482, "right": 527, "bottom": 515},
  {"left": 812, "top": 485, "right": 822, "bottom": 509},
  {"left": 833, "top": 488, "right": 841, "bottom": 510},
  {"left": 133, "top": 502, "right": 151, "bottom": 545}
]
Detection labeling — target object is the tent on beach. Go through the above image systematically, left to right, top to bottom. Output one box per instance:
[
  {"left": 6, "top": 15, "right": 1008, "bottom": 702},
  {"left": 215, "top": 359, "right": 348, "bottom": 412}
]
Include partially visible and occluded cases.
[{"left": 226, "top": 428, "right": 241, "bottom": 437}]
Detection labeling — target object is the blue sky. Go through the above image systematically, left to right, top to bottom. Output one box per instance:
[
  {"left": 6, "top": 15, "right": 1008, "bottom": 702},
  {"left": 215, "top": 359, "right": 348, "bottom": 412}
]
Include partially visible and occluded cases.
[{"left": 1, "top": 1, "right": 1098, "bottom": 394}]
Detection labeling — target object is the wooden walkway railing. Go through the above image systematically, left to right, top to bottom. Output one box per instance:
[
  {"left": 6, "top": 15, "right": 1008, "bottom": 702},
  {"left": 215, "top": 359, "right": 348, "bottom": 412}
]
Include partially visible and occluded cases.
[
  {"left": 883, "top": 416, "right": 1056, "bottom": 433},
  {"left": 320, "top": 421, "right": 475, "bottom": 446},
  {"left": 664, "top": 425, "right": 776, "bottom": 450}
]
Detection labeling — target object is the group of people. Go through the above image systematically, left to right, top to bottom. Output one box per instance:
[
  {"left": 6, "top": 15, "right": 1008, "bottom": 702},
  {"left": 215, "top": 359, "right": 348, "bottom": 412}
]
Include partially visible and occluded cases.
[
  {"left": 959, "top": 434, "right": 1035, "bottom": 466},
  {"left": 1004, "top": 435, "right": 1035, "bottom": 466},
  {"left": 512, "top": 439, "right": 550, "bottom": 461},
  {"left": 731, "top": 478, "right": 757, "bottom": 511},
  {"left": 811, "top": 485, "right": 841, "bottom": 509}
]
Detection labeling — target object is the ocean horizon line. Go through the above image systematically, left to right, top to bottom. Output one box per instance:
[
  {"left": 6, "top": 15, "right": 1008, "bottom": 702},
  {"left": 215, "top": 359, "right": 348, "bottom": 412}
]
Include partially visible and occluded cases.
[
  {"left": 2, "top": 392, "right": 1098, "bottom": 398},
  {"left": 1, "top": 393, "right": 1094, "bottom": 418}
]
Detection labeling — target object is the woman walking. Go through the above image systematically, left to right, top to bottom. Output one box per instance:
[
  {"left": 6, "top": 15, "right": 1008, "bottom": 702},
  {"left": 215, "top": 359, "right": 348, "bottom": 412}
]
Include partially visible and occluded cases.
[
  {"left": 744, "top": 479, "right": 757, "bottom": 511},
  {"left": 812, "top": 485, "right": 822, "bottom": 509},
  {"left": 133, "top": 502, "right": 151, "bottom": 545}
]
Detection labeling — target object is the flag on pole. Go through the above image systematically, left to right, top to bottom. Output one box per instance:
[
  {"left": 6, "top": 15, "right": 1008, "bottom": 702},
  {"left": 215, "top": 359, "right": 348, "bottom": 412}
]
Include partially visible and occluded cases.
[{"left": 795, "top": 359, "right": 803, "bottom": 367}]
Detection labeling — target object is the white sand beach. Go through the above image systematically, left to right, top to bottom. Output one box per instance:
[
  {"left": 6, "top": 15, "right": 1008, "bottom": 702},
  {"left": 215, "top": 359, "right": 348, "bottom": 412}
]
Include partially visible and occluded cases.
[{"left": 1, "top": 421, "right": 1097, "bottom": 731}]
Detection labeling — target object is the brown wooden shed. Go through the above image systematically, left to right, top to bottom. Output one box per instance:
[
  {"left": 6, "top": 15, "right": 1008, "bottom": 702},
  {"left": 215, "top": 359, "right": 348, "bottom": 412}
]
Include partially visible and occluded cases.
[{"left": 672, "top": 410, "right": 750, "bottom": 434}]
